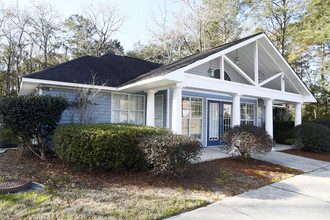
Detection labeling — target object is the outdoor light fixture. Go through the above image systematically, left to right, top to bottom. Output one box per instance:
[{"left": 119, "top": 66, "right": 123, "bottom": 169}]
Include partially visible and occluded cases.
[
  {"left": 234, "top": 49, "right": 240, "bottom": 65},
  {"left": 208, "top": 61, "right": 214, "bottom": 77}
]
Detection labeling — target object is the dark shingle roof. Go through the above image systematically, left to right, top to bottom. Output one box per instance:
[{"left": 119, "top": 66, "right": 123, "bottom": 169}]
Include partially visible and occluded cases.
[
  {"left": 24, "top": 33, "right": 263, "bottom": 87},
  {"left": 24, "top": 54, "right": 162, "bottom": 87}
]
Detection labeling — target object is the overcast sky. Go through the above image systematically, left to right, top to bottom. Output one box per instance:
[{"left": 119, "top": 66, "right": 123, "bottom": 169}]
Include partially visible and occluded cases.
[{"left": 2, "top": 0, "right": 182, "bottom": 52}]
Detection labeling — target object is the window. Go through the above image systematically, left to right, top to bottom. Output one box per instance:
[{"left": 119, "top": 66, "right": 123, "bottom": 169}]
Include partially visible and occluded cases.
[
  {"left": 213, "top": 69, "right": 231, "bottom": 81},
  {"left": 112, "top": 93, "right": 145, "bottom": 124},
  {"left": 155, "top": 95, "right": 163, "bottom": 127},
  {"left": 182, "top": 96, "right": 202, "bottom": 139},
  {"left": 240, "top": 103, "right": 254, "bottom": 125},
  {"left": 257, "top": 106, "right": 265, "bottom": 128}
]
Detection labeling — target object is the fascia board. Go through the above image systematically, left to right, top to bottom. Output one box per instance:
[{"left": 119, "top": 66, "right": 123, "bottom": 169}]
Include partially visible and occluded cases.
[
  {"left": 184, "top": 73, "right": 305, "bottom": 103},
  {"left": 22, "top": 78, "right": 118, "bottom": 91}
]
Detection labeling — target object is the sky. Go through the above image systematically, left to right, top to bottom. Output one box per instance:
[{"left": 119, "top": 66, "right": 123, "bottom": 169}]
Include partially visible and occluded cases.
[{"left": 2, "top": 0, "right": 181, "bottom": 52}]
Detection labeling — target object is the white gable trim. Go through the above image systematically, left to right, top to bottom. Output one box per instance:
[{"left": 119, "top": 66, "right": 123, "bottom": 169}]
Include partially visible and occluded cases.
[
  {"left": 261, "top": 36, "right": 315, "bottom": 99},
  {"left": 223, "top": 55, "right": 256, "bottom": 85},
  {"left": 259, "top": 72, "right": 283, "bottom": 87}
]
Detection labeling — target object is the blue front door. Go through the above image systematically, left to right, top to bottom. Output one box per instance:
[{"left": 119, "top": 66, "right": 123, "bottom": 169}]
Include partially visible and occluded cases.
[{"left": 207, "top": 100, "right": 232, "bottom": 146}]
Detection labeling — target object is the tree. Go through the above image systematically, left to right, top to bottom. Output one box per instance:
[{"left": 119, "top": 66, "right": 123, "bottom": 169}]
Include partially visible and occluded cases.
[
  {"left": 251, "top": 0, "right": 307, "bottom": 59},
  {"left": 292, "top": 0, "right": 330, "bottom": 120},
  {"left": 27, "top": 2, "right": 63, "bottom": 69},
  {"left": 83, "top": 2, "right": 125, "bottom": 56},
  {"left": 68, "top": 74, "right": 107, "bottom": 123},
  {"left": 0, "top": 95, "right": 69, "bottom": 160}
]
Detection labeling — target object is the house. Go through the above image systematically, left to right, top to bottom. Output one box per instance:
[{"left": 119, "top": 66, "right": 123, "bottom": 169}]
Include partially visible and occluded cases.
[{"left": 20, "top": 33, "right": 316, "bottom": 146}]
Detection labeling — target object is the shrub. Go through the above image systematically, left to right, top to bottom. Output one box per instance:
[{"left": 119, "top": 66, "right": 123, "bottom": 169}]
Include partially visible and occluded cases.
[
  {"left": 0, "top": 95, "right": 69, "bottom": 160},
  {"left": 311, "top": 119, "right": 330, "bottom": 129},
  {"left": 273, "top": 120, "right": 295, "bottom": 144},
  {"left": 295, "top": 122, "right": 330, "bottom": 152},
  {"left": 54, "top": 123, "right": 169, "bottom": 171},
  {"left": 223, "top": 125, "right": 273, "bottom": 159},
  {"left": 138, "top": 134, "right": 202, "bottom": 176}
]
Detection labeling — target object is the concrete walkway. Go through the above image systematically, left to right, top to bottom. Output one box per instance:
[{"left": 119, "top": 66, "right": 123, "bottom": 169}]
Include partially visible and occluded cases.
[{"left": 171, "top": 151, "right": 330, "bottom": 220}]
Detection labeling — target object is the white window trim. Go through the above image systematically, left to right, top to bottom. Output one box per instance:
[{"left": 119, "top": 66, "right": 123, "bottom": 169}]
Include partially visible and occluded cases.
[
  {"left": 111, "top": 92, "right": 145, "bottom": 124},
  {"left": 155, "top": 94, "right": 164, "bottom": 127},
  {"left": 182, "top": 96, "right": 203, "bottom": 140},
  {"left": 240, "top": 102, "right": 255, "bottom": 125}
]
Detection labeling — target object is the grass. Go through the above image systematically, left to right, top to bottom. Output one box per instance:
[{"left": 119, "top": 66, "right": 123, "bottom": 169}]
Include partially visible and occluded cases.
[
  {"left": 0, "top": 149, "right": 303, "bottom": 219},
  {"left": 0, "top": 189, "right": 208, "bottom": 219}
]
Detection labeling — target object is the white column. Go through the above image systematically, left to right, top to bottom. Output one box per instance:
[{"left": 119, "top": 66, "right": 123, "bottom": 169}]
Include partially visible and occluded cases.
[
  {"left": 254, "top": 41, "right": 258, "bottom": 85},
  {"left": 220, "top": 56, "right": 224, "bottom": 80},
  {"left": 281, "top": 74, "right": 285, "bottom": 92},
  {"left": 172, "top": 85, "right": 183, "bottom": 134},
  {"left": 145, "top": 89, "right": 157, "bottom": 126},
  {"left": 232, "top": 94, "right": 241, "bottom": 127},
  {"left": 264, "top": 98, "right": 273, "bottom": 138},
  {"left": 295, "top": 102, "right": 302, "bottom": 126}
]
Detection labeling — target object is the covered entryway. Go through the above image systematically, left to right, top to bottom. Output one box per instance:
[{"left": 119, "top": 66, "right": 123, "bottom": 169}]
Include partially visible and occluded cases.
[{"left": 207, "top": 100, "right": 232, "bottom": 146}]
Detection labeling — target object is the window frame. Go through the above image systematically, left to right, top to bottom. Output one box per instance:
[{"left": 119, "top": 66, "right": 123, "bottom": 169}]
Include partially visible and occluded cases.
[
  {"left": 111, "top": 92, "right": 145, "bottom": 125},
  {"left": 155, "top": 94, "right": 164, "bottom": 127},
  {"left": 182, "top": 96, "right": 203, "bottom": 140},
  {"left": 240, "top": 102, "right": 255, "bottom": 125}
]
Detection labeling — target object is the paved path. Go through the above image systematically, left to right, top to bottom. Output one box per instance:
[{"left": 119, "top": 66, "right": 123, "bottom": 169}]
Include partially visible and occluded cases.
[{"left": 171, "top": 151, "right": 330, "bottom": 220}]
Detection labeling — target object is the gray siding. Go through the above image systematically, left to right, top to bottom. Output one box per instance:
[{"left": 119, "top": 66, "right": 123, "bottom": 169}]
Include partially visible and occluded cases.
[{"left": 42, "top": 87, "right": 111, "bottom": 124}]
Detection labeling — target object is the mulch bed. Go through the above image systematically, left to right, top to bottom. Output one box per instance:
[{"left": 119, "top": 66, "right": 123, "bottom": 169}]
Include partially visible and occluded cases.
[
  {"left": 0, "top": 149, "right": 303, "bottom": 199},
  {"left": 281, "top": 149, "right": 330, "bottom": 162}
]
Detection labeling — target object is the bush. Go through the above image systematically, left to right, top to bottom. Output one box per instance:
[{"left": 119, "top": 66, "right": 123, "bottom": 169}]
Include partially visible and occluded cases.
[
  {"left": 0, "top": 95, "right": 69, "bottom": 160},
  {"left": 311, "top": 119, "right": 330, "bottom": 129},
  {"left": 273, "top": 120, "right": 295, "bottom": 144},
  {"left": 295, "top": 122, "right": 330, "bottom": 152},
  {"left": 54, "top": 123, "right": 169, "bottom": 171},
  {"left": 223, "top": 125, "right": 273, "bottom": 159},
  {"left": 138, "top": 134, "right": 202, "bottom": 176}
]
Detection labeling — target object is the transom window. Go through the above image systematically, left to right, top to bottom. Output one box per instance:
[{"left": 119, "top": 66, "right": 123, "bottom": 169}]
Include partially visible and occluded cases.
[
  {"left": 112, "top": 93, "right": 145, "bottom": 125},
  {"left": 182, "top": 96, "right": 202, "bottom": 139},
  {"left": 240, "top": 103, "right": 255, "bottom": 125}
]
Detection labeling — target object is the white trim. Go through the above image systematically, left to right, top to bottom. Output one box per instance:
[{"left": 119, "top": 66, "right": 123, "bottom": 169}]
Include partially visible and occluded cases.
[
  {"left": 180, "top": 34, "right": 265, "bottom": 73},
  {"left": 262, "top": 36, "right": 315, "bottom": 99},
  {"left": 258, "top": 40, "right": 301, "bottom": 95},
  {"left": 254, "top": 41, "right": 258, "bottom": 84},
  {"left": 223, "top": 55, "right": 256, "bottom": 85},
  {"left": 220, "top": 56, "right": 224, "bottom": 80},
  {"left": 259, "top": 72, "right": 283, "bottom": 87},
  {"left": 184, "top": 73, "right": 305, "bottom": 103},
  {"left": 281, "top": 74, "right": 285, "bottom": 92},
  {"left": 118, "top": 76, "right": 167, "bottom": 91},
  {"left": 22, "top": 77, "right": 118, "bottom": 91},
  {"left": 183, "top": 88, "right": 232, "bottom": 98},
  {"left": 166, "top": 89, "right": 170, "bottom": 128},
  {"left": 111, "top": 92, "right": 145, "bottom": 125},
  {"left": 182, "top": 95, "right": 203, "bottom": 141}
]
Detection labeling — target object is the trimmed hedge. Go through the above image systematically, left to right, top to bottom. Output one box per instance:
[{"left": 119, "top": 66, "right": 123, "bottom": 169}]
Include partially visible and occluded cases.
[
  {"left": 311, "top": 119, "right": 330, "bottom": 129},
  {"left": 273, "top": 120, "right": 295, "bottom": 144},
  {"left": 295, "top": 122, "right": 330, "bottom": 152},
  {"left": 54, "top": 123, "right": 169, "bottom": 171},
  {"left": 223, "top": 124, "right": 273, "bottom": 159},
  {"left": 138, "top": 134, "right": 202, "bottom": 176}
]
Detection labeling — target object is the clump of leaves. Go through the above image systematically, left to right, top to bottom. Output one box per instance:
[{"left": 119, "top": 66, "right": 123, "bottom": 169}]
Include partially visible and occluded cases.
[
  {"left": 0, "top": 95, "right": 69, "bottom": 160},
  {"left": 223, "top": 125, "right": 273, "bottom": 159},
  {"left": 138, "top": 133, "right": 202, "bottom": 176}
]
